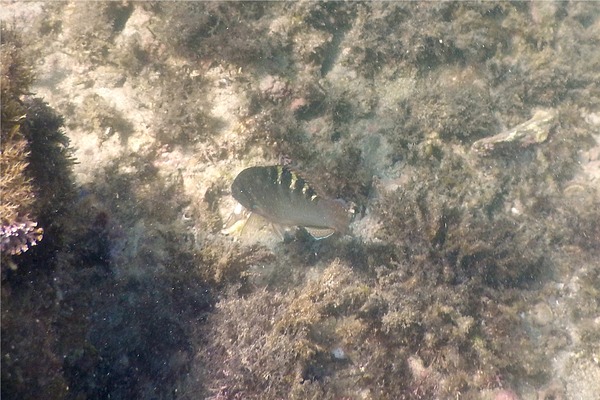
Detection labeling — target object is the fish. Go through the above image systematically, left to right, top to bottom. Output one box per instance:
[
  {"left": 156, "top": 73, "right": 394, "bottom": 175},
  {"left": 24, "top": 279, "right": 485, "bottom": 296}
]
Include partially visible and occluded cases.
[{"left": 230, "top": 165, "right": 351, "bottom": 240}]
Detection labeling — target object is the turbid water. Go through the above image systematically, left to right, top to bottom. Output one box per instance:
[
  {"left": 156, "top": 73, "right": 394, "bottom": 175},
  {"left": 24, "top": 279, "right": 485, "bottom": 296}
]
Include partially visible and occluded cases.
[{"left": 2, "top": 2, "right": 599, "bottom": 399}]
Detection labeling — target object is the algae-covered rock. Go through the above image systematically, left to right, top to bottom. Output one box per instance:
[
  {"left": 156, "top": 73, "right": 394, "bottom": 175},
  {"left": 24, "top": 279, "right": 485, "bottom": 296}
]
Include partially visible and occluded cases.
[
  {"left": 1, "top": 2, "right": 599, "bottom": 400},
  {"left": 1, "top": 27, "right": 37, "bottom": 257},
  {"left": 1, "top": 27, "right": 77, "bottom": 399}
]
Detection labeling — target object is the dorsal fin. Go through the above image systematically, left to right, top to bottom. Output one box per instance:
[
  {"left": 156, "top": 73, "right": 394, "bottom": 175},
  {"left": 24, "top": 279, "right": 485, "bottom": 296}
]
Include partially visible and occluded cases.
[{"left": 281, "top": 165, "right": 331, "bottom": 200}]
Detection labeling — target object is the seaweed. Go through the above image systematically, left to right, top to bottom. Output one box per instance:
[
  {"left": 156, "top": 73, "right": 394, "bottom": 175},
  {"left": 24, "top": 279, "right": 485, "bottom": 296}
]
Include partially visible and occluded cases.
[
  {"left": 2, "top": 2, "right": 599, "bottom": 399},
  {"left": 1, "top": 26, "right": 35, "bottom": 226}
]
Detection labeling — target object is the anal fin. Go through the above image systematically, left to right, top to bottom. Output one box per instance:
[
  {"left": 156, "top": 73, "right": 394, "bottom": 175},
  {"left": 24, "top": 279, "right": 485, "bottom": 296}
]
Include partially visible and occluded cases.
[{"left": 304, "top": 227, "right": 335, "bottom": 240}]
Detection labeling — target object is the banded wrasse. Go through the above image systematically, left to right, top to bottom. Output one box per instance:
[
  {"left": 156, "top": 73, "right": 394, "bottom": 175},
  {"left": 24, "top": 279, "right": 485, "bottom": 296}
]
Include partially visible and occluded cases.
[{"left": 230, "top": 165, "right": 351, "bottom": 240}]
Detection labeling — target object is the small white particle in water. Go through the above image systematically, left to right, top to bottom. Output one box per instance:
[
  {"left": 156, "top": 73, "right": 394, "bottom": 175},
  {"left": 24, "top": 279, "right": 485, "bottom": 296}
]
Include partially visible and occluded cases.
[
  {"left": 234, "top": 203, "right": 244, "bottom": 214},
  {"left": 332, "top": 347, "right": 346, "bottom": 360}
]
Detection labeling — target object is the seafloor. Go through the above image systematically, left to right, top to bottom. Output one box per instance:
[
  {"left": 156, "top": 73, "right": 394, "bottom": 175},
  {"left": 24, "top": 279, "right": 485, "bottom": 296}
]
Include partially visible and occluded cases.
[{"left": 1, "top": 2, "right": 599, "bottom": 400}]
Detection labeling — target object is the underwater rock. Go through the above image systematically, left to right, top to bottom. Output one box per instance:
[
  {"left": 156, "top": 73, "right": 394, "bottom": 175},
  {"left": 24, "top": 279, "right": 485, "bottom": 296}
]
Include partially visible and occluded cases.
[
  {"left": 2, "top": 2, "right": 599, "bottom": 400},
  {"left": 472, "top": 109, "right": 556, "bottom": 155}
]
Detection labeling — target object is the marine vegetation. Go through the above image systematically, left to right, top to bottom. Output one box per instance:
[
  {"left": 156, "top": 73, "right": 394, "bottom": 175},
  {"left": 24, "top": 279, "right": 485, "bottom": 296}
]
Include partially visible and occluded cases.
[
  {"left": 1, "top": 2, "right": 600, "bottom": 400},
  {"left": 1, "top": 26, "right": 76, "bottom": 267},
  {"left": 1, "top": 26, "right": 77, "bottom": 399},
  {"left": 1, "top": 27, "right": 38, "bottom": 260}
]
